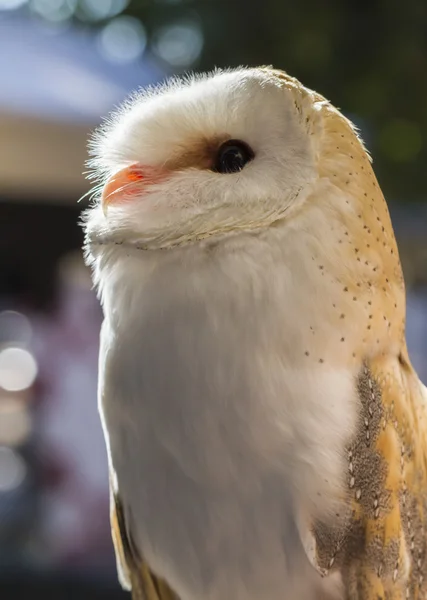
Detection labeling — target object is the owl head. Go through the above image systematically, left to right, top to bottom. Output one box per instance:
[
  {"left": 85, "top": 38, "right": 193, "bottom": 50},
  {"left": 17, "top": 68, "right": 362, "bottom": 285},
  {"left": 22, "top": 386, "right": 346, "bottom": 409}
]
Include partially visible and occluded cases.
[
  {"left": 83, "top": 66, "right": 406, "bottom": 362},
  {"left": 83, "top": 67, "right": 340, "bottom": 246}
]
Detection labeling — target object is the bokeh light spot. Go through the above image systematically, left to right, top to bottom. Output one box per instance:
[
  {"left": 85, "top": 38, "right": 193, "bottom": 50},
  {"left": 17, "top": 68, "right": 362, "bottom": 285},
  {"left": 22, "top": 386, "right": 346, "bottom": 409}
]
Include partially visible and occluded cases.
[
  {"left": 30, "top": 0, "right": 77, "bottom": 22},
  {"left": 79, "top": 0, "right": 129, "bottom": 22},
  {"left": 98, "top": 15, "right": 147, "bottom": 64},
  {"left": 153, "top": 20, "right": 203, "bottom": 68},
  {"left": 0, "top": 347, "right": 38, "bottom": 392},
  {"left": 0, "top": 447, "right": 27, "bottom": 492}
]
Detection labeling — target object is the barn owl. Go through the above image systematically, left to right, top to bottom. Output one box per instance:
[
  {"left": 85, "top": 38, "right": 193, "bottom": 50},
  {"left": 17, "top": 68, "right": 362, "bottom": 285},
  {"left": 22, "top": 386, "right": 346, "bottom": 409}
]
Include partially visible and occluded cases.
[{"left": 82, "top": 66, "right": 427, "bottom": 600}]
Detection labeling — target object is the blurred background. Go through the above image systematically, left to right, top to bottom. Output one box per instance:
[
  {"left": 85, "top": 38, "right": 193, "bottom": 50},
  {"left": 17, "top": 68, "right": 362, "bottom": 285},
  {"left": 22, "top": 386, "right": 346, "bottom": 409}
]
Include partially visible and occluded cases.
[{"left": 0, "top": 1, "right": 426, "bottom": 598}]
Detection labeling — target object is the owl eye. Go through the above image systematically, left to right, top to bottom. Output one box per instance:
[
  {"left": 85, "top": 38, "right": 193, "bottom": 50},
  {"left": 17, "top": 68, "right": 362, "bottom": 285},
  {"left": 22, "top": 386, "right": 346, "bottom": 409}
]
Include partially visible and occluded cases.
[{"left": 213, "top": 139, "right": 254, "bottom": 174}]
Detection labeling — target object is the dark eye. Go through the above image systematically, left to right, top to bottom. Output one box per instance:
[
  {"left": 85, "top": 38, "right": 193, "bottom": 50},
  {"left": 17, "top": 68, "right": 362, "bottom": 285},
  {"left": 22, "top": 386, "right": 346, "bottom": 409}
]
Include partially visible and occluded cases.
[{"left": 213, "top": 139, "right": 254, "bottom": 174}]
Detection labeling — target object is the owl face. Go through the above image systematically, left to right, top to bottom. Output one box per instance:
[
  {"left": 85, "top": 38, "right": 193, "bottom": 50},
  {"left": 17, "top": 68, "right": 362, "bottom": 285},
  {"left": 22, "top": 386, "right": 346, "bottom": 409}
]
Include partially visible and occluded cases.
[{"left": 83, "top": 67, "right": 324, "bottom": 251}]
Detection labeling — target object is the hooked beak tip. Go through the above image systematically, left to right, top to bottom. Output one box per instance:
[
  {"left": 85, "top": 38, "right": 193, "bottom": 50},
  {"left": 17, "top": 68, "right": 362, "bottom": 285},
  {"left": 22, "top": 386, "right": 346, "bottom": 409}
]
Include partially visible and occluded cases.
[
  {"left": 100, "top": 164, "right": 168, "bottom": 216},
  {"left": 100, "top": 164, "right": 144, "bottom": 214}
]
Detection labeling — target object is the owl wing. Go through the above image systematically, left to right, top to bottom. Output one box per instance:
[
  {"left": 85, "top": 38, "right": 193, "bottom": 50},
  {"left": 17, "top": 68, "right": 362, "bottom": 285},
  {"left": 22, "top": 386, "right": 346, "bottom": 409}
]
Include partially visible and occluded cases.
[
  {"left": 299, "top": 357, "right": 427, "bottom": 599},
  {"left": 109, "top": 472, "right": 179, "bottom": 600}
]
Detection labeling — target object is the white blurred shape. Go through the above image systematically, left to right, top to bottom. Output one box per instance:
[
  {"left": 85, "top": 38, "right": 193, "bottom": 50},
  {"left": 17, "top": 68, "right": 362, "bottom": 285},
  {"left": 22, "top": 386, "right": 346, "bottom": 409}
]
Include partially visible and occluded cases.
[
  {"left": 0, "top": 0, "right": 27, "bottom": 9},
  {"left": 30, "top": 0, "right": 77, "bottom": 22},
  {"left": 80, "top": 0, "right": 129, "bottom": 21},
  {"left": 98, "top": 15, "right": 147, "bottom": 64},
  {"left": 154, "top": 20, "right": 203, "bottom": 67},
  {"left": 0, "top": 311, "right": 32, "bottom": 345},
  {"left": 0, "top": 347, "right": 38, "bottom": 392},
  {"left": 0, "top": 397, "right": 32, "bottom": 446},
  {"left": 0, "top": 447, "right": 27, "bottom": 492}
]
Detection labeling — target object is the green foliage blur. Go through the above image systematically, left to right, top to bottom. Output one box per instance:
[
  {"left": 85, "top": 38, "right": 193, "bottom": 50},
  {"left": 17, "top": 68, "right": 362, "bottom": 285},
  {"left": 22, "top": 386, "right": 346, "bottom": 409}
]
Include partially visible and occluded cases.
[{"left": 44, "top": 0, "right": 427, "bottom": 203}]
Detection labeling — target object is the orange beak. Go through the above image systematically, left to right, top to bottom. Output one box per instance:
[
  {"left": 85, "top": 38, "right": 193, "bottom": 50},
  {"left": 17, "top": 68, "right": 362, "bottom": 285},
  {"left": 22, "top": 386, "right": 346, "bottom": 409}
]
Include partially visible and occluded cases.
[{"left": 101, "top": 164, "right": 165, "bottom": 215}]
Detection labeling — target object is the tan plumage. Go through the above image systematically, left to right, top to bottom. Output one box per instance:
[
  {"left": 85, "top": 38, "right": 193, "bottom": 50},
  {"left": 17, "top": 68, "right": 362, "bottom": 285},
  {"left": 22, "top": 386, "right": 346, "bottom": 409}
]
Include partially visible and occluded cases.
[
  {"left": 83, "top": 67, "right": 427, "bottom": 600},
  {"left": 268, "top": 70, "right": 427, "bottom": 598}
]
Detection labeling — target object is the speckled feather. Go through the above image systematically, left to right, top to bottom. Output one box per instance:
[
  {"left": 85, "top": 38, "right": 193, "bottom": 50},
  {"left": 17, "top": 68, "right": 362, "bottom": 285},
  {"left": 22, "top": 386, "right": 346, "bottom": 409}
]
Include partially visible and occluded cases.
[
  {"left": 83, "top": 66, "right": 427, "bottom": 600},
  {"left": 271, "top": 71, "right": 427, "bottom": 599}
]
